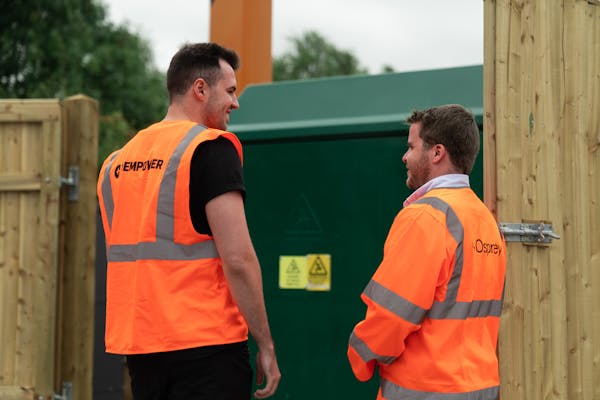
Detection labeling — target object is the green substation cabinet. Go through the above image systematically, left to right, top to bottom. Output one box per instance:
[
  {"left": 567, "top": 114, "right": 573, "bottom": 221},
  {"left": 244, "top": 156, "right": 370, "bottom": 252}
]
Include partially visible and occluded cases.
[{"left": 228, "top": 65, "right": 484, "bottom": 399}]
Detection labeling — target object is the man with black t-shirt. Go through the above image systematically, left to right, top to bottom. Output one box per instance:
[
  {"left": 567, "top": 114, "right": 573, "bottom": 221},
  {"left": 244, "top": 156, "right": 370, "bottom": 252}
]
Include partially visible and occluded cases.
[{"left": 97, "top": 43, "right": 280, "bottom": 400}]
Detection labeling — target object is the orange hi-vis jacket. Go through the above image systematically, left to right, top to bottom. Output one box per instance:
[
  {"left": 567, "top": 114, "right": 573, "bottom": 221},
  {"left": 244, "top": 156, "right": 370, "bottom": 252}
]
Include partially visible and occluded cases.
[
  {"left": 97, "top": 120, "right": 248, "bottom": 354},
  {"left": 348, "top": 187, "right": 506, "bottom": 400}
]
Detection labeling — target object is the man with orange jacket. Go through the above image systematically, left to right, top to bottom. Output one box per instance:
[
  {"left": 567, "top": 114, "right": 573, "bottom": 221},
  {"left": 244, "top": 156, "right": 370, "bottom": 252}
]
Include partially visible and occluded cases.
[
  {"left": 97, "top": 43, "right": 280, "bottom": 400},
  {"left": 348, "top": 104, "right": 506, "bottom": 400}
]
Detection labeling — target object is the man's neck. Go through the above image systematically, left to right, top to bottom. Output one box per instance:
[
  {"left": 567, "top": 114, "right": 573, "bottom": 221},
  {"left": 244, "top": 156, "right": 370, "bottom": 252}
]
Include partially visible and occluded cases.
[
  {"left": 163, "top": 102, "right": 201, "bottom": 123},
  {"left": 403, "top": 174, "right": 470, "bottom": 207}
]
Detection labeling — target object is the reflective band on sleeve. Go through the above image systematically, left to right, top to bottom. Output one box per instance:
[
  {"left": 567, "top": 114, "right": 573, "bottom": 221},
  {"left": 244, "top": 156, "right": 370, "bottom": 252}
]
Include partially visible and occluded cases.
[
  {"left": 101, "top": 151, "right": 121, "bottom": 231},
  {"left": 108, "top": 238, "right": 218, "bottom": 262},
  {"left": 363, "top": 279, "right": 427, "bottom": 325},
  {"left": 428, "top": 299, "right": 504, "bottom": 319},
  {"left": 349, "top": 331, "right": 396, "bottom": 365},
  {"left": 381, "top": 378, "right": 499, "bottom": 400}
]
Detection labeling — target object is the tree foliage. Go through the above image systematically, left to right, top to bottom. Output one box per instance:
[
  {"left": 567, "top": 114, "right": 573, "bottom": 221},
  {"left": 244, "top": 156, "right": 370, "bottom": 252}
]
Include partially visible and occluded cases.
[
  {"left": 0, "top": 0, "right": 167, "bottom": 165},
  {"left": 0, "top": 0, "right": 100, "bottom": 98},
  {"left": 273, "top": 31, "right": 368, "bottom": 81},
  {"left": 381, "top": 65, "right": 396, "bottom": 74}
]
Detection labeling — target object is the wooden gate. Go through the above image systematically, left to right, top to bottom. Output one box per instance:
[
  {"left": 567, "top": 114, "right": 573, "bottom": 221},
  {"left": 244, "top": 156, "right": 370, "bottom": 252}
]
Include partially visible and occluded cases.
[{"left": 0, "top": 96, "right": 98, "bottom": 400}]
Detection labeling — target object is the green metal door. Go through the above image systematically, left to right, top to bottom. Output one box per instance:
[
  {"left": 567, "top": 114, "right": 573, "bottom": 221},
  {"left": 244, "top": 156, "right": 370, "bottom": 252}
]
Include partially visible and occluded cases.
[
  {"left": 242, "top": 131, "right": 483, "bottom": 399},
  {"left": 244, "top": 132, "right": 406, "bottom": 399}
]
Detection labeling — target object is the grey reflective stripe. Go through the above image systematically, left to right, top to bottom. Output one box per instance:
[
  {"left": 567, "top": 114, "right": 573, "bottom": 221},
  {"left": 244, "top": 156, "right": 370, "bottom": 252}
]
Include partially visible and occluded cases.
[
  {"left": 104, "top": 124, "right": 219, "bottom": 263},
  {"left": 157, "top": 124, "right": 207, "bottom": 240},
  {"left": 101, "top": 151, "right": 121, "bottom": 231},
  {"left": 413, "top": 196, "right": 465, "bottom": 320},
  {"left": 414, "top": 197, "right": 464, "bottom": 305},
  {"left": 108, "top": 239, "right": 218, "bottom": 262},
  {"left": 363, "top": 279, "right": 427, "bottom": 325},
  {"left": 429, "top": 299, "right": 503, "bottom": 319},
  {"left": 349, "top": 331, "right": 396, "bottom": 365},
  {"left": 381, "top": 378, "right": 499, "bottom": 400}
]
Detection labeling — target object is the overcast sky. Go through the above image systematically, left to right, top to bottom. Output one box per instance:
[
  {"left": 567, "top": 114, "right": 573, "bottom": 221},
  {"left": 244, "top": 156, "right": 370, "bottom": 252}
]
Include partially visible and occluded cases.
[{"left": 101, "top": 0, "right": 483, "bottom": 74}]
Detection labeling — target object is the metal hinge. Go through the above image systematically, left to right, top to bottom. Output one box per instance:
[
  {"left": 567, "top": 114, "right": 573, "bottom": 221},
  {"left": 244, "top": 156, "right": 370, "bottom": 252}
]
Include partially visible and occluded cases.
[
  {"left": 60, "top": 165, "right": 80, "bottom": 202},
  {"left": 499, "top": 222, "right": 561, "bottom": 244},
  {"left": 51, "top": 382, "right": 72, "bottom": 400}
]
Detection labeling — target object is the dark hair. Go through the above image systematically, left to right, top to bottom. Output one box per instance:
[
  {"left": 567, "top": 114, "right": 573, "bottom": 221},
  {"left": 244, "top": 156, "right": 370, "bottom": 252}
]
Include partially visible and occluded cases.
[
  {"left": 166, "top": 42, "right": 239, "bottom": 101},
  {"left": 406, "top": 104, "right": 480, "bottom": 174}
]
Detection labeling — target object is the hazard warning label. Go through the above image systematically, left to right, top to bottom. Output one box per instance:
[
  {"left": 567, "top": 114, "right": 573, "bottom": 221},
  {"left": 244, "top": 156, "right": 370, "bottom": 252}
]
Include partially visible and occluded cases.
[
  {"left": 306, "top": 254, "right": 331, "bottom": 291},
  {"left": 279, "top": 256, "right": 307, "bottom": 289}
]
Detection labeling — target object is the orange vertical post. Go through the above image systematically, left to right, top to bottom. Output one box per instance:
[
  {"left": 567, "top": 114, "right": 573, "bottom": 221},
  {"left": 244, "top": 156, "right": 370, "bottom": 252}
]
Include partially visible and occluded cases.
[{"left": 210, "top": 0, "right": 272, "bottom": 94}]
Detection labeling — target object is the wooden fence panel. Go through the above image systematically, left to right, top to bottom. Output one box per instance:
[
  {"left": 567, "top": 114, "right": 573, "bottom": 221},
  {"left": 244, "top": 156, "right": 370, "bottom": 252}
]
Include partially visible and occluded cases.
[
  {"left": 484, "top": 1, "right": 600, "bottom": 399},
  {"left": 0, "top": 96, "right": 98, "bottom": 400},
  {"left": 0, "top": 100, "right": 62, "bottom": 397}
]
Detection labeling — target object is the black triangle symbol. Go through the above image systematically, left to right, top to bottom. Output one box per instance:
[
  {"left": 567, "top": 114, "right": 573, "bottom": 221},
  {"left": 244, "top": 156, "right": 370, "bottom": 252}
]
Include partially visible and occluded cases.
[
  {"left": 285, "top": 194, "right": 322, "bottom": 234},
  {"left": 309, "top": 256, "right": 327, "bottom": 276},
  {"left": 287, "top": 259, "right": 300, "bottom": 273}
]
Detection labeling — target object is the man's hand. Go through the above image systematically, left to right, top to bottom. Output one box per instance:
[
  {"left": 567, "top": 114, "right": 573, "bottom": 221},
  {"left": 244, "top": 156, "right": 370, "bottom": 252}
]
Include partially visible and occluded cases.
[{"left": 253, "top": 347, "right": 281, "bottom": 399}]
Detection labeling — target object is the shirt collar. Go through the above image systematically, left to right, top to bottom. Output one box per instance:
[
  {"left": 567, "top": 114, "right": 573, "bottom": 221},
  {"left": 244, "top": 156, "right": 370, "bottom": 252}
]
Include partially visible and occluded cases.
[{"left": 403, "top": 174, "right": 470, "bottom": 208}]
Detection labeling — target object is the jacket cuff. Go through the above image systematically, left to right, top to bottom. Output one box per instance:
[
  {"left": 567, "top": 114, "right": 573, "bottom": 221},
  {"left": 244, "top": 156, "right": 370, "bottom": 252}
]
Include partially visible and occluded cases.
[{"left": 347, "top": 346, "right": 375, "bottom": 382}]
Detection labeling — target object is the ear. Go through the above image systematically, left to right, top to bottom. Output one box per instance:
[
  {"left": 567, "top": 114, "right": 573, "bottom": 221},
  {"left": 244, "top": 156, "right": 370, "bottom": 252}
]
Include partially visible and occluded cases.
[
  {"left": 192, "top": 78, "right": 207, "bottom": 99},
  {"left": 431, "top": 144, "right": 446, "bottom": 164}
]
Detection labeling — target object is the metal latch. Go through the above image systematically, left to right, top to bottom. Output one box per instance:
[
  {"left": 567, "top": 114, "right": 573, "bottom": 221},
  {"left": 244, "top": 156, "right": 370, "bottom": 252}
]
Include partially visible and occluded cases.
[
  {"left": 60, "top": 165, "right": 79, "bottom": 202},
  {"left": 499, "top": 222, "right": 561, "bottom": 244},
  {"left": 50, "top": 382, "right": 72, "bottom": 400}
]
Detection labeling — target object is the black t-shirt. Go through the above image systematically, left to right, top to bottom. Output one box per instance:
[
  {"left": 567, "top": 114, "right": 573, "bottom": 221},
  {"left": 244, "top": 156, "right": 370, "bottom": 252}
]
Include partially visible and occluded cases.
[{"left": 189, "top": 136, "right": 245, "bottom": 235}]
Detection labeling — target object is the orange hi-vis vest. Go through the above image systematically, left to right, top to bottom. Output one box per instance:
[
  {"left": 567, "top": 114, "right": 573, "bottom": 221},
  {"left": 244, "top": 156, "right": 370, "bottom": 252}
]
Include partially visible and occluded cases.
[
  {"left": 97, "top": 120, "right": 248, "bottom": 354},
  {"left": 348, "top": 187, "right": 506, "bottom": 400}
]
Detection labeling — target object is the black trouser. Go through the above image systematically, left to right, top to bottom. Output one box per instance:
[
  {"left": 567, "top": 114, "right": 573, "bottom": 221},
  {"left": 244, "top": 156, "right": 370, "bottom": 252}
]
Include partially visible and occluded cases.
[{"left": 126, "top": 341, "right": 252, "bottom": 400}]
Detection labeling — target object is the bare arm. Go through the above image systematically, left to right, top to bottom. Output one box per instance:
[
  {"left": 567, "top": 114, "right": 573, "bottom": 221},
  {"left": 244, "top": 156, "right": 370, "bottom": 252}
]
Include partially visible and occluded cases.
[{"left": 206, "top": 191, "right": 281, "bottom": 399}]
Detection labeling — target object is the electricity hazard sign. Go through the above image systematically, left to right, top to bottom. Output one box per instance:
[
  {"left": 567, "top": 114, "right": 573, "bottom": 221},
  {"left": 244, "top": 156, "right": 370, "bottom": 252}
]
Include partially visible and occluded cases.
[
  {"left": 306, "top": 254, "right": 331, "bottom": 291},
  {"left": 279, "top": 256, "right": 307, "bottom": 289}
]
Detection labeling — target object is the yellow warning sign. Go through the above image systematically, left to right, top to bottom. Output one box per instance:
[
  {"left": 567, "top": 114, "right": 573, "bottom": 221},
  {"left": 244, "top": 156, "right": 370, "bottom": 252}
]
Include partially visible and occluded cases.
[
  {"left": 306, "top": 254, "right": 331, "bottom": 291},
  {"left": 279, "top": 256, "right": 307, "bottom": 289}
]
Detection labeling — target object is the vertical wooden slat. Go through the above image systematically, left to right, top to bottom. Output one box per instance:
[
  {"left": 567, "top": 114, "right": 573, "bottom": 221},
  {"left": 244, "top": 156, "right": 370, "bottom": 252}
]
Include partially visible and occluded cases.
[
  {"left": 483, "top": 0, "right": 498, "bottom": 217},
  {"left": 485, "top": 1, "right": 525, "bottom": 398},
  {"left": 489, "top": 1, "right": 529, "bottom": 398},
  {"left": 562, "top": 2, "right": 597, "bottom": 399},
  {"left": 562, "top": 2, "right": 583, "bottom": 397},
  {"left": 531, "top": 3, "right": 567, "bottom": 400},
  {"left": 537, "top": 3, "right": 569, "bottom": 399},
  {"left": 518, "top": 4, "right": 544, "bottom": 400},
  {"left": 590, "top": 6, "right": 600, "bottom": 400},
  {"left": 55, "top": 95, "right": 98, "bottom": 400},
  {"left": 24, "top": 115, "right": 61, "bottom": 393},
  {"left": 36, "top": 116, "right": 62, "bottom": 393},
  {"left": 0, "top": 124, "right": 21, "bottom": 386},
  {"left": 16, "top": 124, "right": 34, "bottom": 386}
]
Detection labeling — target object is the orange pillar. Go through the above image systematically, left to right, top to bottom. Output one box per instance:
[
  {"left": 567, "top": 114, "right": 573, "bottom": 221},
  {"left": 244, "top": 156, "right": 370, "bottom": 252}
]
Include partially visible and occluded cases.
[{"left": 210, "top": 0, "right": 272, "bottom": 94}]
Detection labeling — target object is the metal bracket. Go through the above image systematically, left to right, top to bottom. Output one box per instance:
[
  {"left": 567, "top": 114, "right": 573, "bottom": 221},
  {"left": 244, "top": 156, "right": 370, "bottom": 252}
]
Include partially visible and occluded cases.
[
  {"left": 60, "top": 165, "right": 80, "bottom": 202},
  {"left": 499, "top": 222, "right": 561, "bottom": 244},
  {"left": 51, "top": 382, "right": 72, "bottom": 400}
]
